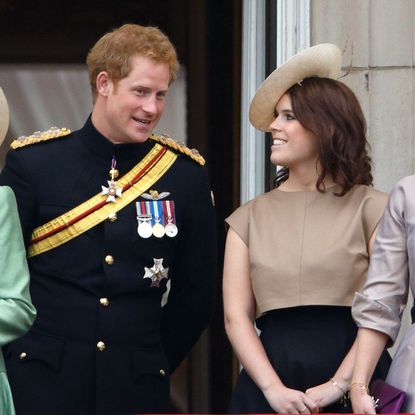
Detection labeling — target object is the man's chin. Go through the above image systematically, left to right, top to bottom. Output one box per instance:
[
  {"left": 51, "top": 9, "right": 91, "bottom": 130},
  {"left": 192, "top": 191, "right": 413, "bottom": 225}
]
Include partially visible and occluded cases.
[
  {"left": 127, "top": 129, "right": 153, "bottom": 143},
  {"left": 107, "top": 133, "right": 150, "bottom": 144},
  {"left": 131, "top": 134, "right": 150, "bottom": 143}
]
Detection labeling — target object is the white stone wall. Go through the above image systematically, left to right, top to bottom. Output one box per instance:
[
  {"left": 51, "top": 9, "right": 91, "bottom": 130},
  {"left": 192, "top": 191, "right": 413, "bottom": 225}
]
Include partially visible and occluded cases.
[
  {"left": 311, "top": 0, "right": 413, "bottom": 353},
  {"left": 311, "top": 0, "right": 414, "bottom": 191}
]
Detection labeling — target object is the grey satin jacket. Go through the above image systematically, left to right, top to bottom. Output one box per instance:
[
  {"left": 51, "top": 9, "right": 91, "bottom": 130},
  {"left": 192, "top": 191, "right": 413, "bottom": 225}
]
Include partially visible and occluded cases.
[{"left": 352, "top": 174, "right": 415, "bottom": 412}]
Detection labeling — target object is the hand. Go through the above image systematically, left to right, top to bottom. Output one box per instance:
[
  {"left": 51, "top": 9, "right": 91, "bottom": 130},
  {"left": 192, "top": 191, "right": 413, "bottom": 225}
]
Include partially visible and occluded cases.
[
  {"left": 305, "top": 379, "right": 347, "bottom": 409},
  {"left": 262, "top": 383, "right": 319, "bottom": 414},
  {"left": 350, "top": 387, "right": 376, "bottom": 414}
]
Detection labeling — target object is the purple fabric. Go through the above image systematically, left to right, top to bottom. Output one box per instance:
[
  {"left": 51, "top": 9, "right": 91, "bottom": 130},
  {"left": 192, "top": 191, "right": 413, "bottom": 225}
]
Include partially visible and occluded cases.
[{"left": 370, "top": 379, "right": 407, "bottom": 414}]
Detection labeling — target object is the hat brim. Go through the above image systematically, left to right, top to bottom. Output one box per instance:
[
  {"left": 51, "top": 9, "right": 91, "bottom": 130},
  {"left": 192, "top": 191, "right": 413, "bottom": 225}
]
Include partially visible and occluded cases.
[
  {"left": 249, "top": 43, "right": 342, "bottom": 132},
  {"left": 0, "top": 87, "right": 9, "bottom": 146}
]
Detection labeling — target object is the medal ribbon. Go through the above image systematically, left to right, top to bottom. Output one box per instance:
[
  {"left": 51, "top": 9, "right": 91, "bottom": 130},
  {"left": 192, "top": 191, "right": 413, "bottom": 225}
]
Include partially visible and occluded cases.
[
  {"left": 28, "top": 144, "right": 177, "bottom": 257},
  {"left": 152, "top": 200, "right": 164, "bottom": 225},
  {"left": 166, "top": 200, "right": 176, "bottom": 224},
  {"left": 136, "top": 201, "right": 151, "bottom": 219},
  {"left": 136, "top": 202, "right": 142, "bottom": 217}
]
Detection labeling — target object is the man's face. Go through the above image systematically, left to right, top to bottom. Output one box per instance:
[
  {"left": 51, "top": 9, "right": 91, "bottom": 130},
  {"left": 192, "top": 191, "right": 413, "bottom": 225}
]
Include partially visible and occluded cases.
[{"left": 95, "top": 54, "right": 170, "bottom": 144}]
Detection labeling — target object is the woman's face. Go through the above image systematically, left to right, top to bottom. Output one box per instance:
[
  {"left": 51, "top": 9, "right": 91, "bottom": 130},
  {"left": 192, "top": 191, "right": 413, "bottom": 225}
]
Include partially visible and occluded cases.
[{"left": 269, "top": 93, "right": 319, "bottom": 169}]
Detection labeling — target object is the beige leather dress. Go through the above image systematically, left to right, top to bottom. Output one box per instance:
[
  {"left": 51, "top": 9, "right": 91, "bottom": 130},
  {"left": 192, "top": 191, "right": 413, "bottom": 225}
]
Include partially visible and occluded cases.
[{"left": 227, "top": 184, "right": 388, "bottom": 317}]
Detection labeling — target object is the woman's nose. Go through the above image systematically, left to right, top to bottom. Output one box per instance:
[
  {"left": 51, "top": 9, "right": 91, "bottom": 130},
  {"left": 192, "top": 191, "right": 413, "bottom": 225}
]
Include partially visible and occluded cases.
[{"left": 268, "top": 116, "right": 281, "bottom": 131}]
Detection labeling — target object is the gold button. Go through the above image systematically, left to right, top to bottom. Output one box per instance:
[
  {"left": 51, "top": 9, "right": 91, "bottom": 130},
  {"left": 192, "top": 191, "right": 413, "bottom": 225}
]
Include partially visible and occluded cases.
[
  {"left": 108, "top": 212, "right": 117, "bottom": 222},
  {"left": 104, "top": 255, "right": 114, "bottom": 265},
  {"left": 100, "top": 298, "right": 109, "bottom": 307},
  {"left": 97, "top": 341, "right": 106, "bottom": 351},
  {"left": 19, "top": 352, "right": 27, "bottom": 360},
  {"left": 159, "top": 369, "right": 166, "bottom": 376}
]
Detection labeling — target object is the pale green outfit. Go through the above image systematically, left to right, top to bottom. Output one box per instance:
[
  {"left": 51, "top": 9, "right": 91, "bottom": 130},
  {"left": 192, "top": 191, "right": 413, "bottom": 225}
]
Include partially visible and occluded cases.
[{"left": 0, "top": 186, "right": 36, "bottom": 415}]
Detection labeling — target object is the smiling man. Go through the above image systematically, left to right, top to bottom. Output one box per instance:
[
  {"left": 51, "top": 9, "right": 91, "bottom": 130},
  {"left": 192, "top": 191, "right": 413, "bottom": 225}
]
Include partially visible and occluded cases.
[{"left": 0, "top": 24, "right": 216, "bottom": 415}]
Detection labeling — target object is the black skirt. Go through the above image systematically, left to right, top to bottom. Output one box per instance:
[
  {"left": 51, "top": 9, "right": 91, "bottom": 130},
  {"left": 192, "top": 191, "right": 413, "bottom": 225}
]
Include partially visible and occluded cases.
[{"left": 228, "top": 306, "right": 391, "bottom": 413}]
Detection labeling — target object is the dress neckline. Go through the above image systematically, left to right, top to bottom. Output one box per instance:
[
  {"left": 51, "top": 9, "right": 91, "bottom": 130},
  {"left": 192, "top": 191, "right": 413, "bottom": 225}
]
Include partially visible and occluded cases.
[{"left": 274, "top": 183, "right": 340, "bottom": 194}]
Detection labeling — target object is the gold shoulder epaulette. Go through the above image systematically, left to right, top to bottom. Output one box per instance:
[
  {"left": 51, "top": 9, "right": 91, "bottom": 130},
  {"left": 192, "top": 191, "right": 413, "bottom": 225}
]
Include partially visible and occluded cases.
[
  {"left": 11, "top": 127, "right": 71, "bottom": 150},
  {"left": 149, "top": 133, "right": 205, "bottom": 166}
]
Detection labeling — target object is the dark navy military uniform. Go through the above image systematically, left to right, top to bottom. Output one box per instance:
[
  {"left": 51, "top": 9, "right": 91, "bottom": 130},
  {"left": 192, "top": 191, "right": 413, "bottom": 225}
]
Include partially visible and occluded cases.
[{"left": 0, "top": 117, "right": 216, "bottom": 415}]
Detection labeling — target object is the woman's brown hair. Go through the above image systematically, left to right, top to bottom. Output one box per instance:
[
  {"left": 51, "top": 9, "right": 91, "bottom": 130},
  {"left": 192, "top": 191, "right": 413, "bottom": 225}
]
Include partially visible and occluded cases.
[{"left": 275, "top": 77, "right": 372, "bottom": 196}]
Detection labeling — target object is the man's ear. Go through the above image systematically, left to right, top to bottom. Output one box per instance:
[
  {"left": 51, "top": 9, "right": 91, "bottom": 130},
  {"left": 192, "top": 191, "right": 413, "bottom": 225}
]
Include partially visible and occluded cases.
[{"left": 96, "top": 71, "right": 111, "bottom": 97}]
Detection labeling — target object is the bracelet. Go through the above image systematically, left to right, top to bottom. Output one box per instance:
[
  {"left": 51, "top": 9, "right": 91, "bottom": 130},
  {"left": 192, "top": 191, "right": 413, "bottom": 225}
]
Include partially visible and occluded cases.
[
  {"left": 330, "top": 377, "right": 347, "bottom": 395},
  {"left": 349, "top": 382, "right": 369, "bottom": 394}
]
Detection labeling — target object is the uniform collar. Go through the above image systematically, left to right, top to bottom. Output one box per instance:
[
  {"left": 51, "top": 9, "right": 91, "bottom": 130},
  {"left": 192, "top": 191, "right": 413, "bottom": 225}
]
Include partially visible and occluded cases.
[{"left": 79, "top": 115, "right": 153, "bottom": 160}]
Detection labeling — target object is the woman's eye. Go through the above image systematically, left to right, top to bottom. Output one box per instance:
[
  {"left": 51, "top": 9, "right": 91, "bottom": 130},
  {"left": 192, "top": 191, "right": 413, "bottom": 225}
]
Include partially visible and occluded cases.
[{"left": 286, "top": 114, "right": 296, "bottom": 120}]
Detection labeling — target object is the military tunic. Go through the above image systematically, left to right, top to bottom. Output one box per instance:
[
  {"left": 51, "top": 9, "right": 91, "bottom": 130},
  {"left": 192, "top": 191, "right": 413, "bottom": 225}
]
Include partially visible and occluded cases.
[{"left": 0, "top": 117, "right": 217, "bottom": 415}]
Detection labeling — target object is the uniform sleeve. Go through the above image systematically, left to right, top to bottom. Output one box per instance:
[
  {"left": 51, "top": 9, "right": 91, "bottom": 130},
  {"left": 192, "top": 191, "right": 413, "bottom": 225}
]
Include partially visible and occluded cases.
[
  {"left": 0, "top": 149, "right": 38, "bottom": 246},
  {"left": 161, "top": 166, "right": 217, "bottom": 371},
  {"left": 352, "top": 181, "right": 409, "bottom": 344},
  {"left": 0, "top": 186, "right": 36, "bottom": 346},
  {"left": 362, "top": 189, "right": 389, "bottom": 243},
  {"left": 225, "top": 202, "right": 251, "bottom": 245}
]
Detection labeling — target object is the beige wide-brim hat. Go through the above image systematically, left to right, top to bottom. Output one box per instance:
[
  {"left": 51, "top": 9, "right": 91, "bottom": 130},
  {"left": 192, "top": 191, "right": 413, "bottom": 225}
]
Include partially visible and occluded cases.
[
  {"left": 249, "top": 43, "right": 342, "bottom": 132},
  {"left": 0, "top": 87, "right": 9, "bottom": 146}
]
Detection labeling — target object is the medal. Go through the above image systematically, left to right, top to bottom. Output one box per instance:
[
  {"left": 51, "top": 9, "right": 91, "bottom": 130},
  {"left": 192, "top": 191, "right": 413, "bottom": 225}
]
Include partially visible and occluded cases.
[
  {"left": 101, "top": 156, "right": 122, "bottom": 203},
  {"left": 102, "top": 180, "right": 122, "bottom": 203},
  {"left": 136, "top": 194, "right": 176, "bottom": 239},
  {"left": 163, "top": 200, "right": 178, "bottom": 238},
  {"left": 151, "top": 201, "right": 165, "bottom": 238},
  {"left": 136, "top": 202, "right": 153, "bottom": 238},
  {"left": 137, "top": 220, "right": 153, "bottom": 238},
  {"left": 152, "top": 222, "right": 165, "bottom": 238},
  {"left": 165, "top": 222, "right": 178, "bottom": 237},
  {"left": 143, "top": 258, "right": 169, "bottom": 287}
]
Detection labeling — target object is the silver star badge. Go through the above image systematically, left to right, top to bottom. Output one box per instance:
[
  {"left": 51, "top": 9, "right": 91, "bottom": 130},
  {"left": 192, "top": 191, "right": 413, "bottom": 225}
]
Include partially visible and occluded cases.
[
  {"left": 101, "top": 180, "right": 123, "bottom": 203},
  {"left": 143, "top": 258, "right": 169, "bottom": 287}
]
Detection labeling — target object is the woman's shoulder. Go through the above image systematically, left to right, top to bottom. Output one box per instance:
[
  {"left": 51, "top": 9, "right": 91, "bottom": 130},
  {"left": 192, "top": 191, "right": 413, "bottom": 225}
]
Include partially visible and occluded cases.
[
  {"left": 393, "top": 174, "right": 415, "bottom": 191},
  {"left": 387, "top": 175, "right": 415, "bottom": 208},
  {"left": 354, "top": 176, "right": 415, "bottom": 206},
  {"left": 348, "top": 184, "right": 388, "bottom": 204},
  {"left": 0, "top": 185, "right": 15, "bottom": 199},
  {"left": 0, "top": 186, "right": 19, "bottom": 221},
  {"left": 226, "top": 190, "right": 278, "bottom": 228},
  {"left": 231, "top": 190, "right": 274, "bottom": 212}
]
